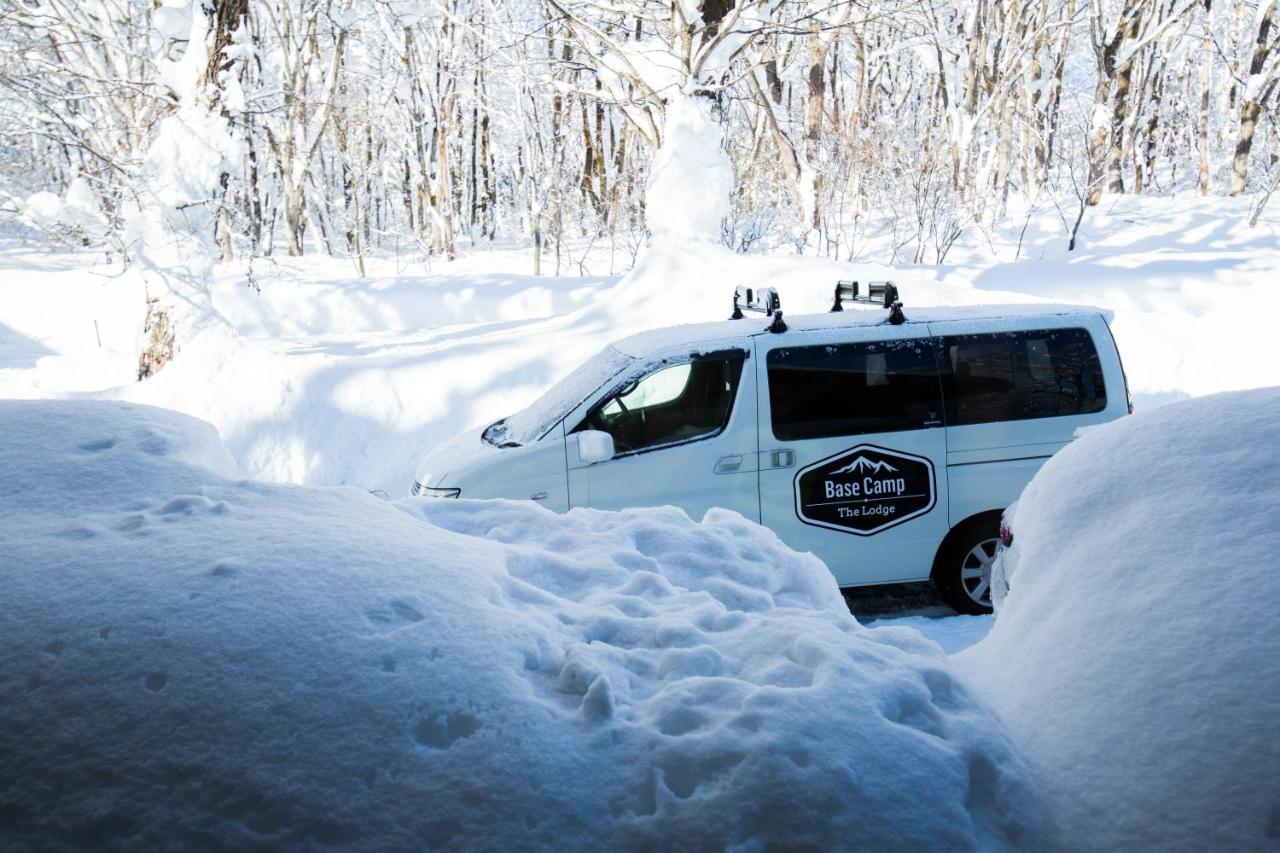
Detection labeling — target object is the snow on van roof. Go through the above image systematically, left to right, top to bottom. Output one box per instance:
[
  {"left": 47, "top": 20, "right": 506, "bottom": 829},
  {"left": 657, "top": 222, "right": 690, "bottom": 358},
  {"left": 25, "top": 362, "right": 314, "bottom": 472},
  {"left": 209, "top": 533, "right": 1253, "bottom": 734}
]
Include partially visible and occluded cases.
[{"left": 613, "top": 303, "right": 1108, "bottom": 358}]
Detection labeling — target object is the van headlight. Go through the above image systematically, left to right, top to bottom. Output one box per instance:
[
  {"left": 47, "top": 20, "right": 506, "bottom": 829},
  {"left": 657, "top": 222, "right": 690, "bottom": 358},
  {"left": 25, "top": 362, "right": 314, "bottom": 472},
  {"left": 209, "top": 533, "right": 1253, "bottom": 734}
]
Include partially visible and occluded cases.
[{"left": 412, "top": 480, "right": 461, "bottom": 498}]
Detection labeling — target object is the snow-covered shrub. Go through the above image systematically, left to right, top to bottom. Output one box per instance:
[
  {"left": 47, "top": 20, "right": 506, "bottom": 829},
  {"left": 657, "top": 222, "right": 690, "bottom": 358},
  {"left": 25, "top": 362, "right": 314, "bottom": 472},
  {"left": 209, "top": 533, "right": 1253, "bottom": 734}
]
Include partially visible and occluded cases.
[
  {"left": 20, "top": 178, "right": 111, "bottom": 246},
  {"left": 957, "top": 387, "right": 1280, "bottom": 851},
  {"left": 0, "top": 400, "right": 1045, "bottom": 849}
]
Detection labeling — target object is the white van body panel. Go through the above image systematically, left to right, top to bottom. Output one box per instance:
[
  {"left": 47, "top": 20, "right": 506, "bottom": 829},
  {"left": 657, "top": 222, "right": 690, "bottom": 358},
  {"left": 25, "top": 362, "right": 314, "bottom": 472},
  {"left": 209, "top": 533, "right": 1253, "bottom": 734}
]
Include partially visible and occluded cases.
[
  {"left": 413, "top": 303, "right": 1129, "bottom": 591},
  {"left": 928, "top": 313, "right": 1128, "bottom": 528},
  {"left": 753, "top": 325, "right": 950, "bottom": 587},
  {"left": 564, "top": 348, "right": 761, "bottom": 521},
  {"left": 418, "top": 430, "right": 569, "bottom": 511},
  {"left": 945, "top": 455, "right": 1057, "bottom": 528}
]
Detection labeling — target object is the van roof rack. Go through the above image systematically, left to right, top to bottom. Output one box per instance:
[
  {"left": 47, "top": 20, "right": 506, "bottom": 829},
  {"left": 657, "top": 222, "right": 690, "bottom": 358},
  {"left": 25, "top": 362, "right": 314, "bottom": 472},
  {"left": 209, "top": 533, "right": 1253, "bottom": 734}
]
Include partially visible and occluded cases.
[
  {"left": 830, "top": 280, "right": 906, "bottom": 325},
  {"left": 730, "top": 285, "right": 787, "bottom": 333}
]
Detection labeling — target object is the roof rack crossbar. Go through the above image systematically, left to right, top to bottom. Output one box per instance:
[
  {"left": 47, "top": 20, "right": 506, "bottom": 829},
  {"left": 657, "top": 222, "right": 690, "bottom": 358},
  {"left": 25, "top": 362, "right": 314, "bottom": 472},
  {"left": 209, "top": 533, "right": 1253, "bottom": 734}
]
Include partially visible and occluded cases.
[
  {"left": 836, "top": 278, "right": 906, "bottom": 325},
  {"left": 831, "top": 280, "right": 858, "bottom": 312},
  {"left": 865, "top": 281, "right": 899, "bottom": 308},
  {"left": 730, "top": 285, "right": 787, "bottom": 333},
  {"left": 730, "top": 285, "right": 780, "bottom": 318}
]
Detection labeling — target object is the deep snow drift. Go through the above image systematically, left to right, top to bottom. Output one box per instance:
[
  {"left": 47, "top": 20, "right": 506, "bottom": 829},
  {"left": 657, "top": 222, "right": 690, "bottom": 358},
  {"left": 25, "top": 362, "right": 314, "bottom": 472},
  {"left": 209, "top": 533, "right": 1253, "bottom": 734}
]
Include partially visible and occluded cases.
[
  {"left": 957, "top": 388, "right": 1280, "bottom": 851},
  {"left": 0, "top": 400, "right": 1045, "bottom": 849}
]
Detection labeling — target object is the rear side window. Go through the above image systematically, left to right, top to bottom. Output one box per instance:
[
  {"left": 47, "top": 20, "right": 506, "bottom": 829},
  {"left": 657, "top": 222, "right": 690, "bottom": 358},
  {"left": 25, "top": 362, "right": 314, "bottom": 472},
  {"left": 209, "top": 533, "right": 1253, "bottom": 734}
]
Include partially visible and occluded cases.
[
  {"left": 941, "top": 328, "right": 1106, "bottom": 426},
  {"left": 767, "top": 339, "right": 944, "bottom": 441},
  {"left": 574, "top": 352, "right": 745, "bottom": 455}
]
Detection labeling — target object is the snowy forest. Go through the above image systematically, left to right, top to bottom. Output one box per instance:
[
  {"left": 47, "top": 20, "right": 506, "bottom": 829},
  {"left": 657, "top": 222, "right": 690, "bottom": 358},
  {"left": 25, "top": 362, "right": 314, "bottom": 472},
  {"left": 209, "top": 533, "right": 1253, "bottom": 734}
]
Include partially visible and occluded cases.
[
  {"left": 2, "top": 0, "right": 1278, "bottom": 274},
  {"left": 2, "top": 4, "right": 1279, "bottom": 848}
]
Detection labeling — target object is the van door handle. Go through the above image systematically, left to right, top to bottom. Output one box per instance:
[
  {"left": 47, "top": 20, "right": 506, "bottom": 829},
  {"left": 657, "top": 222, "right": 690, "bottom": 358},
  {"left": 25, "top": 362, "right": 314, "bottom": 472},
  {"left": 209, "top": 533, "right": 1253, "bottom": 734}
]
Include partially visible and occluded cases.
[
  {"left": 762, "top": 449, "right": 795, "bottom": 469},
  {"left": 714, "top": 454, "right": 744, "bottom": 474}
]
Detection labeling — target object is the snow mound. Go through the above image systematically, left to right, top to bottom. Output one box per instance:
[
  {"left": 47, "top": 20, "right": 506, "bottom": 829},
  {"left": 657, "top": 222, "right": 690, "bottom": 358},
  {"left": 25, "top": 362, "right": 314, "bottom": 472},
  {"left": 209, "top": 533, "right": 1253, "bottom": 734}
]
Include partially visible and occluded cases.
[
  {"left": 644, "top": 94, "right": 732, "bottom": 245},
  {"left": 22, "top": 178, "right": 108, "bottom": 238},
  {"left": 957, "top": 387, "right": 1280, "bottom": 851},
  {"left": 0, "top": 400, "right": 238, "bottom": 514},
  {"left": 1, "top": 401, "right": 1045, "bottom": 849}
]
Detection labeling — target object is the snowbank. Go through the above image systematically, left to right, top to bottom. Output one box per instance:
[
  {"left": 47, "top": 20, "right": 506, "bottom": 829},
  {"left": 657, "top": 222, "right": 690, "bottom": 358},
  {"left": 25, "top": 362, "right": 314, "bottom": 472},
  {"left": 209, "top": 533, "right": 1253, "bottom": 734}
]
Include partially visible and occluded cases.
[
  {"left": 956, "top": 388, "right": 1280, "bottom": 851},
  {"left": 0, "top": 401, "right": 1045, "bottom": 849}
]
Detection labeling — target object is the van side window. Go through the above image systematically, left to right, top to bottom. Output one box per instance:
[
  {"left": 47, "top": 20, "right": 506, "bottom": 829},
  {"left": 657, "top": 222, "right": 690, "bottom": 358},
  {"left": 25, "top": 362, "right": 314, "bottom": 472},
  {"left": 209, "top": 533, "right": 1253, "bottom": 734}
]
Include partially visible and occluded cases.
[
  {"left": 942, "top": 328, "right": 1106, "bottom": 426},
  {"left": 767, "top": 339, "right": 943, "bottom": 441},
  {"left": 574, "top": 353, "right": 745, "bottom": 455}
]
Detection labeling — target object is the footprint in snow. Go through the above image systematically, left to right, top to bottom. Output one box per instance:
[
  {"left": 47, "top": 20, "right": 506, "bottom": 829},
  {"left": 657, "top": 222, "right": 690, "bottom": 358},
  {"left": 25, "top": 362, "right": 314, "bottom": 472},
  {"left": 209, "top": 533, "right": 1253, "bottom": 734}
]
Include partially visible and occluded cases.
[
  {"left": 157, "top": 495, "right": 230, "bottom": 519},
  {"left": 114, "top": 514, "right": 148, "bottom": 534},
  {"left": 207, "top": 561, "right": 240, "bottom": 579},
  {"left": 364, "top": 600, "right": 425, "bottom": 632},
  {"left": 411, "top": 712, "right": 481, "bottom": 749}
]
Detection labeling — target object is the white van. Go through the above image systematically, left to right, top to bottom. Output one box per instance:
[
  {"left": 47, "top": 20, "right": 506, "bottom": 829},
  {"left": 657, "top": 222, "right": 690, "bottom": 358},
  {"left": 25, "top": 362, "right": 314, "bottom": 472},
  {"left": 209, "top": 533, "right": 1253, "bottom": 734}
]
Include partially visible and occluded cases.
[{"left": 412, "top": 283, "right": 1130, "bottom": 613}]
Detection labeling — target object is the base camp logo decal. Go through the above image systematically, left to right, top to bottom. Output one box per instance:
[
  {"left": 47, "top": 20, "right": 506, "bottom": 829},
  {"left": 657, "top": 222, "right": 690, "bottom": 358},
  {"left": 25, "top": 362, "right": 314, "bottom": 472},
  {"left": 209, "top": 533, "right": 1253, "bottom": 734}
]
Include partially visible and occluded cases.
[{"left": 794, "top": 445, "right": 936, "bottom": 535}]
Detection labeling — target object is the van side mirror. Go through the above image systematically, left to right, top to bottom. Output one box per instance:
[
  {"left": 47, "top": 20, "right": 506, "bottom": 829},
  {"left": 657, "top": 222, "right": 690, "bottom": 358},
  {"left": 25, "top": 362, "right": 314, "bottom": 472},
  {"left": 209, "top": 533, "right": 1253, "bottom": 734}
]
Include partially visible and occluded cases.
[{"left": 576, "top": 430, "right": 615, "bottom": 465}]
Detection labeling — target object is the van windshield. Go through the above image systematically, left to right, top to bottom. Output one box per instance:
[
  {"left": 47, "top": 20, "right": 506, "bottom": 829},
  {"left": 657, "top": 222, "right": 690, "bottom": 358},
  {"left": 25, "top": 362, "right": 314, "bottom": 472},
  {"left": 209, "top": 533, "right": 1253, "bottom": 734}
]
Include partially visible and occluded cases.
[{"left": 490, "top": 345, "right": 636, "bottom": 446}]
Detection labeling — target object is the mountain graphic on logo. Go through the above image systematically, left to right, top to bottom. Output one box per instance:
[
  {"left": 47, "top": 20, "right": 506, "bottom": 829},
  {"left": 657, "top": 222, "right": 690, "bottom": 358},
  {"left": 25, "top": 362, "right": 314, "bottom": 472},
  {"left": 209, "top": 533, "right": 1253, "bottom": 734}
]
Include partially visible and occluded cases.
[{"left": 830, "top": 455, "right": 898, "bottom": 476}]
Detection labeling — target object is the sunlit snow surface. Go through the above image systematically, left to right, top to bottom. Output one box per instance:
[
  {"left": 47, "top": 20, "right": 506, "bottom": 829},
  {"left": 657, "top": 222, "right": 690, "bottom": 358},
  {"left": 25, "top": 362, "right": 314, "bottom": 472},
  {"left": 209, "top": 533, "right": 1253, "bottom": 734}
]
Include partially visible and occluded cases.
[
  {"left": 1, "top": 195, "right": 1277, "bottom": 494},
  {"left": 957, "top": 387, "right": 1280, "bottom": 851},
  {"left": 0, "top": 401, "right": 1045, "bottom": 849}
]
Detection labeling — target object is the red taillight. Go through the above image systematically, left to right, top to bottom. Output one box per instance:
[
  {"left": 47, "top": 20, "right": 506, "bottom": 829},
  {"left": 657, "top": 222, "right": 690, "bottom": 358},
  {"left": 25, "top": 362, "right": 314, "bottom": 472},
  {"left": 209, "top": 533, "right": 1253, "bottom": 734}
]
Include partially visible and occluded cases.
[{"left": 998, "top": 520, "right": 1014, "bottom": 548}]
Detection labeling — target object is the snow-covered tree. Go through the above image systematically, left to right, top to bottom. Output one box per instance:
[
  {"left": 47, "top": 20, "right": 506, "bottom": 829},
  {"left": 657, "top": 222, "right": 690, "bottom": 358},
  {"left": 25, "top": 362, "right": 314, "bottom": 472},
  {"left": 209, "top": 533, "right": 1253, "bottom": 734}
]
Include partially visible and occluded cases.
[{"left": 1, "top": 0, "right": 1277, "bottom": 298}]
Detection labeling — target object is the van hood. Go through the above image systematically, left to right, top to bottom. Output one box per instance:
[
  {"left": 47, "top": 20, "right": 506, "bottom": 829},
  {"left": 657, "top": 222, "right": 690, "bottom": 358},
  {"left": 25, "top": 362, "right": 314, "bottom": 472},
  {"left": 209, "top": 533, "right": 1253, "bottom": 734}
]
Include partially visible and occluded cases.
[{"left": 415, "top": 425, "right": 502, "bottom": 490}]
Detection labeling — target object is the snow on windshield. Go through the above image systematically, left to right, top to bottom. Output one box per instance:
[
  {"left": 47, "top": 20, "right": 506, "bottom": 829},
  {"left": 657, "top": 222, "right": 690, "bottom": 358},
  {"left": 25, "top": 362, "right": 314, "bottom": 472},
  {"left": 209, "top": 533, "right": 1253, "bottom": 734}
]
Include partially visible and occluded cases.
[{"left": 499, "top": 344, "right": 635, "bottom": 444}]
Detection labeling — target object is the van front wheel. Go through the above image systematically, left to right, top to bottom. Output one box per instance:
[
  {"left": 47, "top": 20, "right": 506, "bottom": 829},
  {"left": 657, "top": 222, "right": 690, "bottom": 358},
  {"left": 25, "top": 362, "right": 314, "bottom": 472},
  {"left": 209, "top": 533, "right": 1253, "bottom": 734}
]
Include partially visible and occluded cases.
[{"left": 932, "top": 514, "right": 1001, "bottom": 615}]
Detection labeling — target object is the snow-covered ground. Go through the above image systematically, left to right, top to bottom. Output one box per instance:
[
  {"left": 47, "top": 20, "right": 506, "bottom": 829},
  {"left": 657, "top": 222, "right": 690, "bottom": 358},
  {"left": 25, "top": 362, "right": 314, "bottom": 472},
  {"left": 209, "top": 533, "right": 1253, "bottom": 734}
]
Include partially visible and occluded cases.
[
  {"left": 1, "top": 193, "right": 1277, "bottom": 657},
  {"left": 3, "top": 194, "right": 1277, "bottom": 498},
  {"left": 2, "top": 196, "right": 1277, "bottom": 846},
  {"left": 957, "top": 387, "right": 1280, "bottom": 850},
  {"left": 0, "top": 400, "right": 1046, "bottom": 848},
  {"left": 866, "top": 614, "right": 993, "bottom": 656}
]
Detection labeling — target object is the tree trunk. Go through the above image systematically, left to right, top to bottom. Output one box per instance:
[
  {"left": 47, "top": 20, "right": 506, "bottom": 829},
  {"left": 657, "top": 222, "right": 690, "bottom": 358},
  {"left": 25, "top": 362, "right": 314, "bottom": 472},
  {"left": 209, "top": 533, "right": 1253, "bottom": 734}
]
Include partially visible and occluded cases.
[
  {"left": 206, "top": 0, "right": 249, "bottom": 264},
  {"left": 1042, "top": 0, "right": 1076, "bottom": 177},
  {"left": 1198, "top": 0, "right": 1213, "bottom": 194},
  {"left": 1230, "top": 0, "right": 1278, "bottom": 195},
  {"left": 1106, "top": 11, "right": 1144, "bottom": 195},
  {"left": 804, "top": 24, "right": 827, "bottom": 232},
  {"left": 1138, "top": 68, "right": 1162, "bottom": 192},
  {"left": 1086, "top": 72, "right": 1113, "bottom": 206},
  {"left": 991, "top": 85, "right": 1018, "bottom": 208},
  {"left": 1231, "top": 101, "right": 1265, "bottom": 195},
  {"left": 436, "top": 119, "right": 456, "bottom": 260},
  {"left": 286, "top": 191, "right": 305, "bottom": 256},
  {"left": 218, "top": 204, "right": 234, "bottom": 262},
  {"left": 532, "top": 204, "right": 542, "bottom": 276}
]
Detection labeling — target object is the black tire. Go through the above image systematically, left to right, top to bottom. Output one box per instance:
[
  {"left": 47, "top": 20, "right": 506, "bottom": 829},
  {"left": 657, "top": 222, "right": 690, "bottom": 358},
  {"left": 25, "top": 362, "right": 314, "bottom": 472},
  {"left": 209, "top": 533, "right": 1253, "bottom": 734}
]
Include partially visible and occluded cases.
[{"left": 932, "top": 513, "right": 1002, "bottom": 615}]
